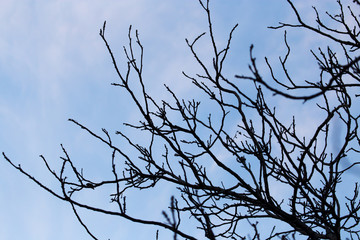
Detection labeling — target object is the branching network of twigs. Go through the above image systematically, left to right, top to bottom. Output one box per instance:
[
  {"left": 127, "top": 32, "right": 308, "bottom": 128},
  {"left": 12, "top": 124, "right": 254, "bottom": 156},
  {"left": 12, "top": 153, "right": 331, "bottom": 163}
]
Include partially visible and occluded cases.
[{"left": 3, "top": 0, "right": 360, "bottom": 239}]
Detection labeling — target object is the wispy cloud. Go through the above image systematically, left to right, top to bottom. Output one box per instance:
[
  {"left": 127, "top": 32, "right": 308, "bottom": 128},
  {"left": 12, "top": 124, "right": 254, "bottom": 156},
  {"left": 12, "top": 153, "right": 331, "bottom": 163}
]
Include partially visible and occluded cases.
[{"left": 1, "top": 1, "right": 352, "bottom": 239}]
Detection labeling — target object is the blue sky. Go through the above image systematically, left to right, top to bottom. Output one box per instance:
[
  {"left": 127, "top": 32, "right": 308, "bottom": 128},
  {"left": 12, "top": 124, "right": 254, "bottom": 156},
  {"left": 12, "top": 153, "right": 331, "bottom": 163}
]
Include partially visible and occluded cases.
[{"left": 0, "top": 1, "right": 349, "bottom": 239}]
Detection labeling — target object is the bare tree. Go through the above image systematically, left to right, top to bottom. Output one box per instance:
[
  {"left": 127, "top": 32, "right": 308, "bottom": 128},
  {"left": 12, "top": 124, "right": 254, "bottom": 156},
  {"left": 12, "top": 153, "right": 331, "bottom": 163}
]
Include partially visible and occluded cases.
[{"left": 3, "top": 0, "right": 360, "bottom": 239}]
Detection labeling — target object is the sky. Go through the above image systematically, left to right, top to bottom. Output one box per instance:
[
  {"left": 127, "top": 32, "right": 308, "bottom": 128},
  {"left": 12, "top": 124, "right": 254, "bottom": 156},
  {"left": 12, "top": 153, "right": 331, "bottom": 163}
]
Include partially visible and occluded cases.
[{"left": 0, "top": 1, "right": 355, "bottom": 240}]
